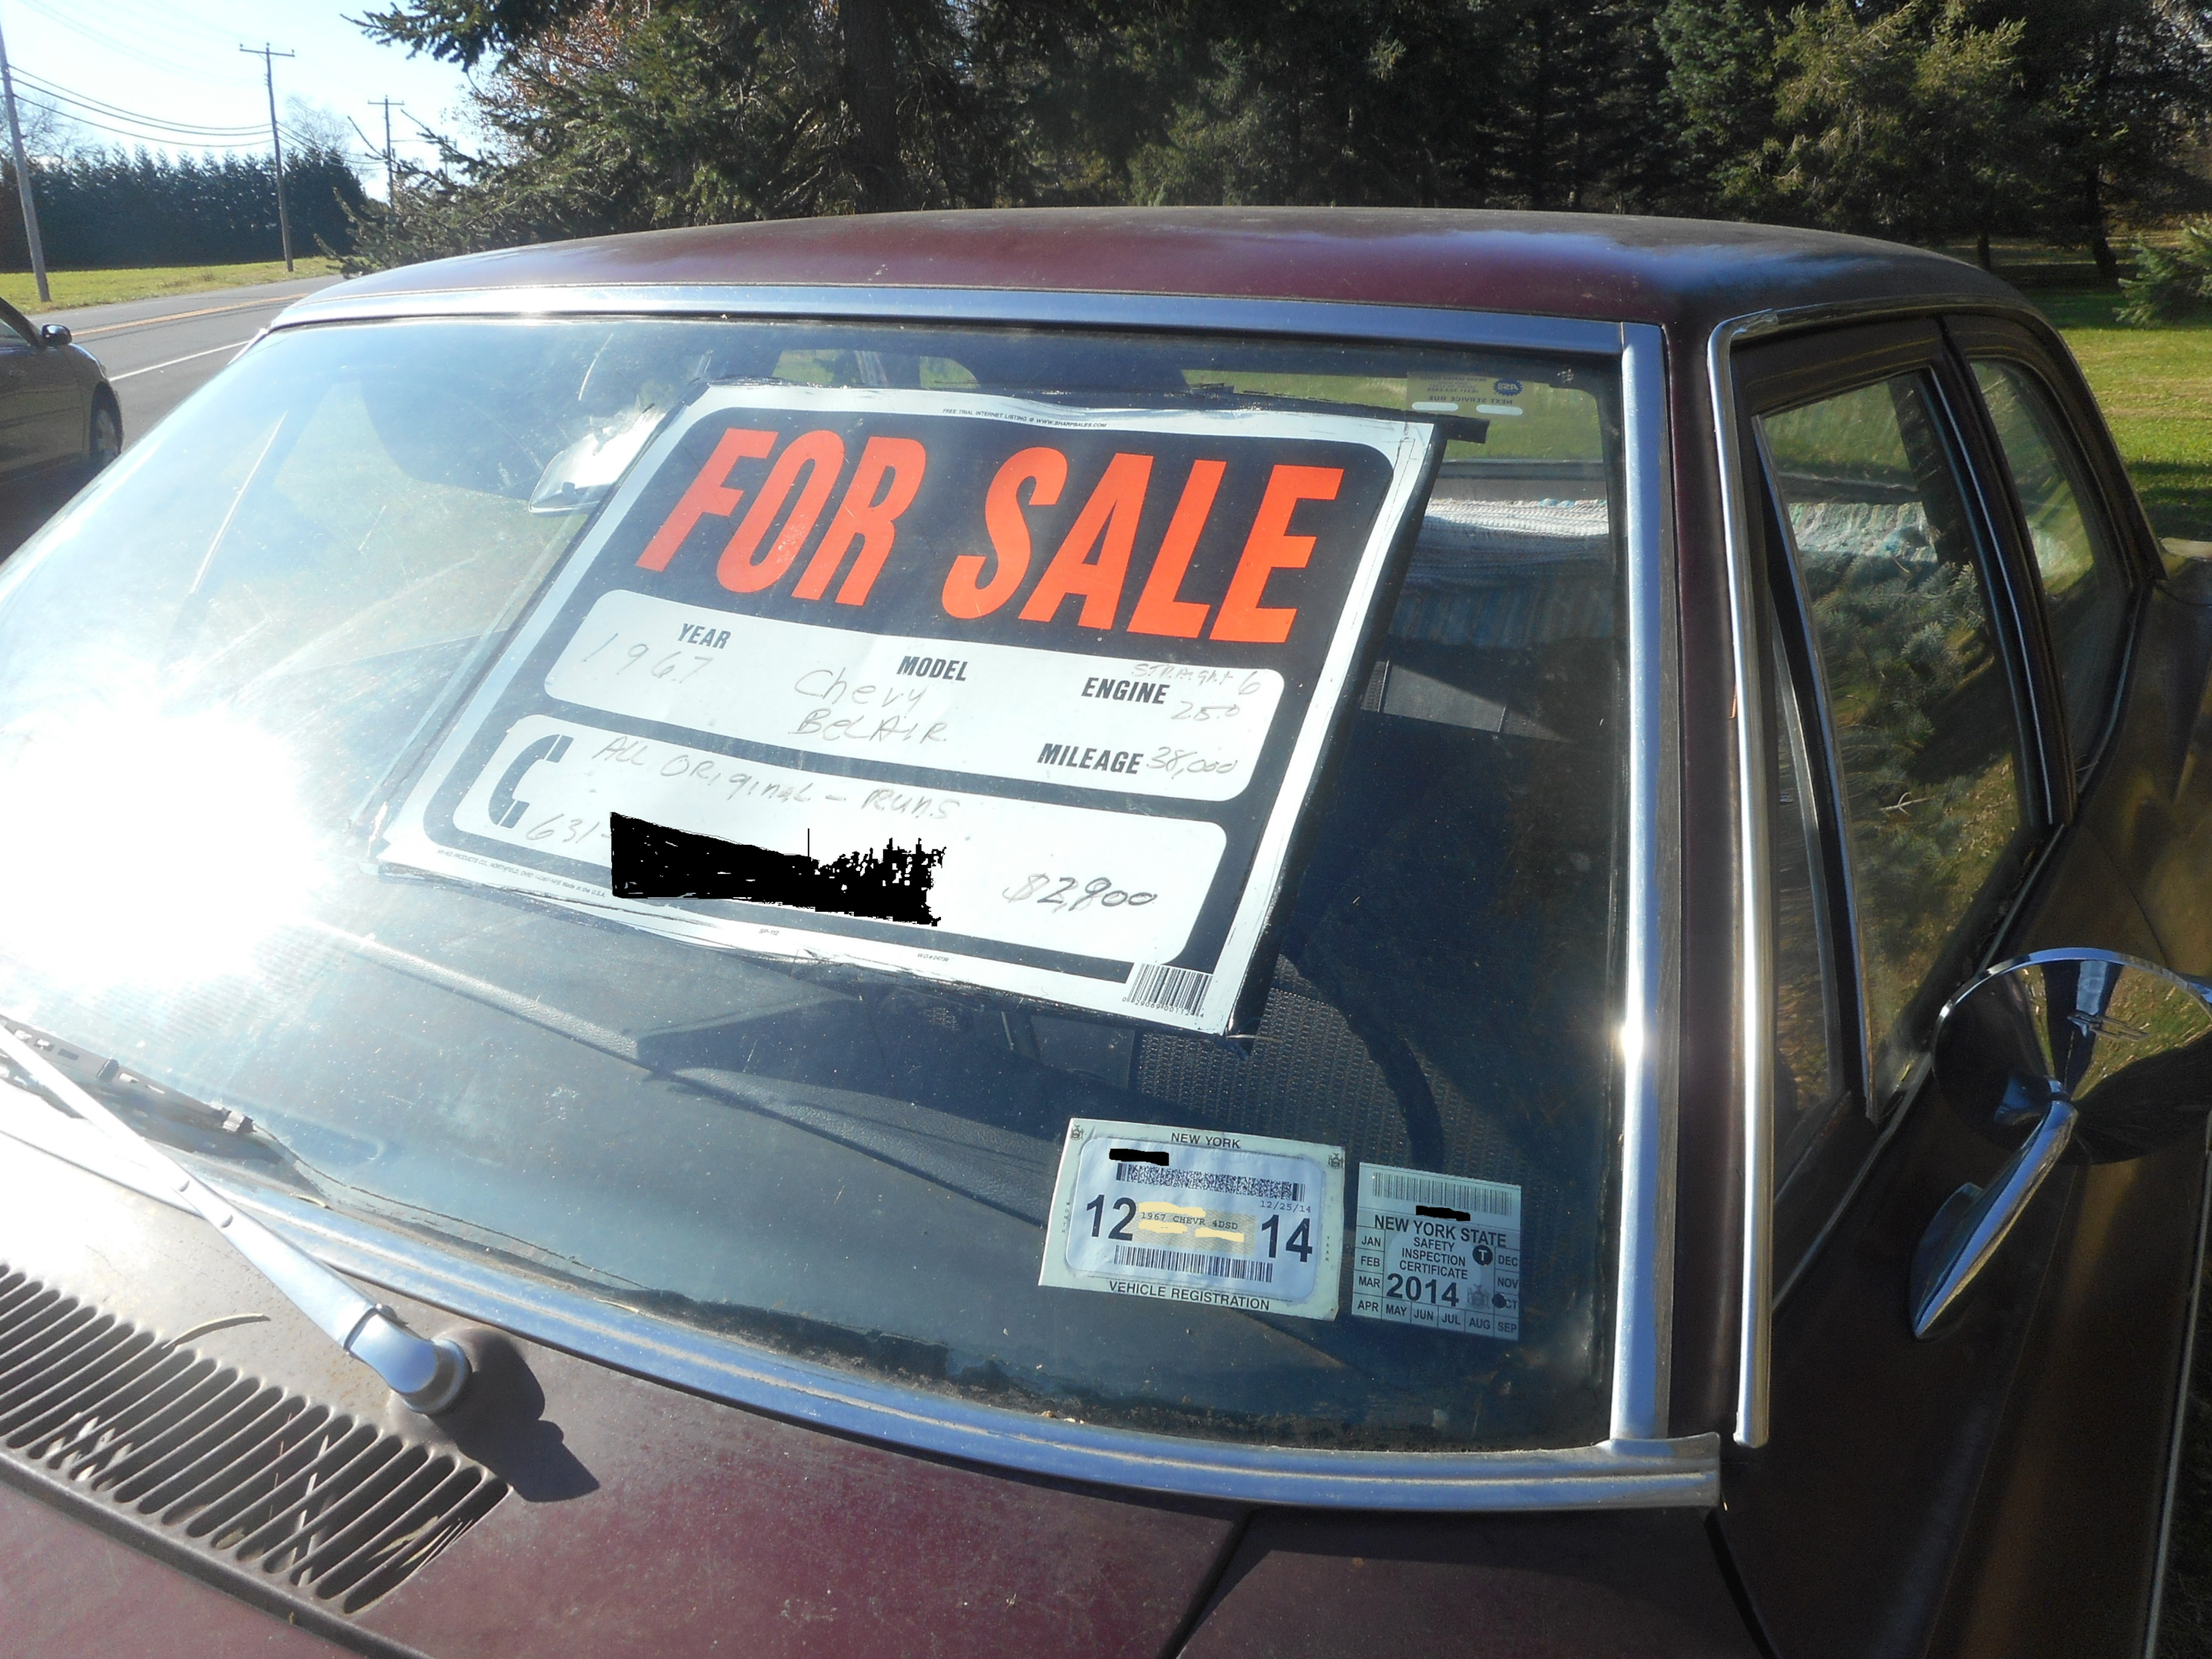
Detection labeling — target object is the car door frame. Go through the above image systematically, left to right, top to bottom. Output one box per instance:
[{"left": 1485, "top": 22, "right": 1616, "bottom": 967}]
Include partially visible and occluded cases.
[
  {"left": 1712, "top": 301, "right": 2202, "bottom": 1656},
  {"left": 1707, "top": 310, "right": 2143, "bottom": 1657},
  {"left": 1918, "top": 311, "right": 2207, "bottom": 1658},
  {"left": 1732, "top": 316, "right": 2069, "bottom": 1309}
]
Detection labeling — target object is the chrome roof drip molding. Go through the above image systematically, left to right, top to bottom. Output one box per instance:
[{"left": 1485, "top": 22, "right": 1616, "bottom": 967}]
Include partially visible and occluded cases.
[
  {"left": 272, "top": 282, "right": 1632, "bottom": 356},
  {"left": 1711, "top": 310, "right": 1780, "bottom": 1451}
]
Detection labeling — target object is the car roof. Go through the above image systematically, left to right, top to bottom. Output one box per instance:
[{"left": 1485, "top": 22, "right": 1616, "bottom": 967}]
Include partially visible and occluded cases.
[{"left": 324, "top": 207, "right": 2025, "bottom": 336}]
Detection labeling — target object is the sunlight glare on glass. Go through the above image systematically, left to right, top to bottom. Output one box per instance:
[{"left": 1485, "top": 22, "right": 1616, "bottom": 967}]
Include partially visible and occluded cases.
[{"left": 0, "top": 704, "right": 323, "bottom": 985}]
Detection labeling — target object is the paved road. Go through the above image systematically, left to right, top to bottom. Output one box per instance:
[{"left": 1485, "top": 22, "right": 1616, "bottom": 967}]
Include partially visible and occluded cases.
[{"left": 51, "top": 276, "right": 341, "bottom": 446}]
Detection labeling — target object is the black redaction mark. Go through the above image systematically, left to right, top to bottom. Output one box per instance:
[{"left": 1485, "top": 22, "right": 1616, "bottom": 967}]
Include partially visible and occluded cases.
[{"left": 611, "top": 813, "right": 943, "bottom": 924}]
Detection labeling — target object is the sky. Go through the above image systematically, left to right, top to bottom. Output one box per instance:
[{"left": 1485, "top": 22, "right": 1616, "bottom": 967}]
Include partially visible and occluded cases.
[{"left": 0, "top": 0, "right": 479, "bottom": 194}]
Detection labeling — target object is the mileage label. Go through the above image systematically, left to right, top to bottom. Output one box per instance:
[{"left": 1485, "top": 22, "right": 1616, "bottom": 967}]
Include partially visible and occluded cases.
[
  {"left": 1040, "top": 1118, "right": 1344, "bottom": 1320},
  {"left": 1351, "top": 1164, "right": 1521, "bottom": 1339}
]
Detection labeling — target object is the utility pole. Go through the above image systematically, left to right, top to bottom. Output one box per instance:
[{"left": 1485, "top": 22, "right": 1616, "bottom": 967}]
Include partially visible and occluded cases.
[
  {"left": 0, "top": 8, "right": 48, "bottom": 303},
  {"left": 240, "top": 42, "right": 296, "bottom": 273},
  {"left": 369, "top": 98, "right": 402, "bottom": 201}
]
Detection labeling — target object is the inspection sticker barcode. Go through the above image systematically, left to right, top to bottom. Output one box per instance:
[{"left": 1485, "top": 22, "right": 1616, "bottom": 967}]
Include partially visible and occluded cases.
[
  {"left": 1038, "top": 1118, "right": 1344, "bottom": 1320},
  {"left": 1351, "top": 1161, "right": 1521, "bottom": 1339},
  {"left": 1366, "top": 1167, "right": 1518, "bottom": 1220}
]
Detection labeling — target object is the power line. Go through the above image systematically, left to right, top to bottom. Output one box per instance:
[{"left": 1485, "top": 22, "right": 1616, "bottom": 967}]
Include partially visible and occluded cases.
[
  {"left": 16, "top": 0, "right": 257, "bottom": 89},
  {"left": 97, "top": 0, "right": 251, "bottom": 55},
  {"left": 15, "top": 69, "right": 264, "bottom": 134},
  {"left": 12, "top": 74, "right": 263, "bottom": 138},
  {"left": 4, "top": 97, "right": 349, "bottom": 159},
  {"left": 12, "top": 98, "right": 271, "bottom": 151}
]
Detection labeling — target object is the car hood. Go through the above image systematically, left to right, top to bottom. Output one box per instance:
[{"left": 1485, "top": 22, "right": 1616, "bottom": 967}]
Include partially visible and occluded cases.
[{"left": 0, "top": 1128, "right": 1754, "bottom": 1657}]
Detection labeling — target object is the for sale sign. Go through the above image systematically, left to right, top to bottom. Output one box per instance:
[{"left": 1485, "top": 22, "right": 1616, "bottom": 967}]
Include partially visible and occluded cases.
[{"left": 381, "top": 383, "right": 1439, "bottom": 1032}]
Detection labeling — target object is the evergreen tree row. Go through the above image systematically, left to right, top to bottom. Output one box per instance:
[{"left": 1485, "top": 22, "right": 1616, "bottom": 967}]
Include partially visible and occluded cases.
[
  {"left": 346, "top": 0, "right": 2212, "bottom": 273},
  {"left": 0, "top": 146, "right": 367, "bottom": 271}
]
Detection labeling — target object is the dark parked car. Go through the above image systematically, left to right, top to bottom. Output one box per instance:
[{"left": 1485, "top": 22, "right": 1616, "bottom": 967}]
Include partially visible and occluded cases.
[
  {"left": 0, "top": 210, "right": 2207, "bottom": 1659},
  {"left": 0, "top": 296, "right": 118, "bottom": 501}
]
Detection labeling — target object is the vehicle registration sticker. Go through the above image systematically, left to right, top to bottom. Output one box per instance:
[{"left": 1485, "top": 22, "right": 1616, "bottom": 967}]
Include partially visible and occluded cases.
[
  {"left": 1039, "top": 1118, "right": 1343, "bottom": 1320},
  {"left": 1350, "top": 1163, "right": 1520, "bottom": 1338}
]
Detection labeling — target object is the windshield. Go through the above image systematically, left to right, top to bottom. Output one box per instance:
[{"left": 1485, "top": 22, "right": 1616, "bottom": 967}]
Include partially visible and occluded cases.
[{"left": 0, "top": 313, "right": 1626, "bottom": 1453}]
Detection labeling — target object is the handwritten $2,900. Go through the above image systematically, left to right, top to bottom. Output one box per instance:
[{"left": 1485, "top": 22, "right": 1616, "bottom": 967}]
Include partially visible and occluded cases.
[{"left": 1002, "top": 873, "right": 1158, "bottom": 911}]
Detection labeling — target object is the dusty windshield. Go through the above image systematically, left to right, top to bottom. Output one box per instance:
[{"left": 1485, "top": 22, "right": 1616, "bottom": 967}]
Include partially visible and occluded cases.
[{"left": 0, "top": 315, "right": 1626, "bottom": 1452}]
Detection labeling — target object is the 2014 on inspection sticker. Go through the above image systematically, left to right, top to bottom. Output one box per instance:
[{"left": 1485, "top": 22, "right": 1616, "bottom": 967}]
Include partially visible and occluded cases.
[{"left": 1038, "top": 1118, "right": 1344, "bottom": 1320}]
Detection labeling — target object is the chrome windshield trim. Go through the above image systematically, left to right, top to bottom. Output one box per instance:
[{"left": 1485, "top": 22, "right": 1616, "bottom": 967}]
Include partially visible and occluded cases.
[
  {"left": 272, "top": 281, "right": 1629, "bottom": 356},
  {"left": 5, "top": 286, "right": 1694, "bottom": 1507},
  {"left": 1712, "top": 310, "right": 1779, "bottom": 1449},
  {"left": 1611, "top": 321, "right": 1677, "bottom": 1442},
  {"left": 0, "top": 1098, "right": 1720, "bottom": 1510},
  {"left": 275, "top": 1185, "right": 1721, "bottom": 1511}
]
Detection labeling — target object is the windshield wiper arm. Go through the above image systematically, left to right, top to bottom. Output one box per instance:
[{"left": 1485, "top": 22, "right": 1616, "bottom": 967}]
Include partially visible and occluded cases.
[{"left": 0, "top": 1019, "right": 469, "bottom": 1413}]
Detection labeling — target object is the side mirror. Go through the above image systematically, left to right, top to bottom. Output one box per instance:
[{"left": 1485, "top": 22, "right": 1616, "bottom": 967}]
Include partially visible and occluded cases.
[
  {"left": 37, "top": 323, "right": 68, "bottom": 348},
  {"left": 1911, "top": 949, "right": 2212, "bottom": 1337}
]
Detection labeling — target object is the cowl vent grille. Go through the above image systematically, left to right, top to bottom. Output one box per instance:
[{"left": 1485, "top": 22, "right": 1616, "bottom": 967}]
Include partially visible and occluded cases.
[{"left": 0, "top": 1262, "right": 505, "bottom": 1613}]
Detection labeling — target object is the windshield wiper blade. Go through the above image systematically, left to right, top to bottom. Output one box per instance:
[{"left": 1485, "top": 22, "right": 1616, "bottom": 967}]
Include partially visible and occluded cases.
[{"left": 0, "top": 1018, "right": 469, "bottom": 1414}]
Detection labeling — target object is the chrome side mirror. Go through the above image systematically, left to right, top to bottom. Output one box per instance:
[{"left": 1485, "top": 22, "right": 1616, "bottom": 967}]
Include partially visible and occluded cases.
[{"left": 1911, "top": 949, "right": 2212, "bottom": 1337}]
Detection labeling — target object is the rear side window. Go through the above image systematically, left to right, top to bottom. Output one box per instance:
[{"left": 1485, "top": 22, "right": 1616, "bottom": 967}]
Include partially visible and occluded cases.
[
  {"left": 1970, "top": 360, "right": 2132, "bottom": 773},
  {"left": 1760, "top": 373, "right": 2032, "bottom": 1105}
]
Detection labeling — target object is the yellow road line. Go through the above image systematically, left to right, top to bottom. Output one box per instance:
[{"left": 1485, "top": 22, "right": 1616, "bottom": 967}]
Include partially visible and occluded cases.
[{"left": 71, "top": 293, "right": 311, "bottom": 340}]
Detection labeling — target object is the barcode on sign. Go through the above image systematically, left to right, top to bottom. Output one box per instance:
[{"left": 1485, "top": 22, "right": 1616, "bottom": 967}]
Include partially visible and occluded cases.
[
  {"left": 1124, "top": 962, "right": 1212, "bottom": 1017},
  {"left": 1368, "top": 1168, "right": 1518, "bottom": 1220},
  {"left": 1113, "top": 1244, "right": 1274, "bottom": 1281}
]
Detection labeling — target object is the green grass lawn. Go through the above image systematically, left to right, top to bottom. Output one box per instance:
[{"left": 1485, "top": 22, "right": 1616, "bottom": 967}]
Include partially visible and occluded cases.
[
  {"left": 0, "top": 257, "right": 340, "bottom": 314},
  {"left": 2032, "top": 286, "right": 2212, "bottom": 544}
]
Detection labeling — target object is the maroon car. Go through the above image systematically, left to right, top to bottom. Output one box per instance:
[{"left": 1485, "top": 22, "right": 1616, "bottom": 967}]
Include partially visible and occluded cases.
[{"left": 0, "top": 210, "right": 2208, "bottom": 1658}]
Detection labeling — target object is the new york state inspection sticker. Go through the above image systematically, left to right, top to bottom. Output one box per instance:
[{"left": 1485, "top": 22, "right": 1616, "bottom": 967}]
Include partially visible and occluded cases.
[
  {"left": 1039, "top": 1119, "right": 1344, "bottom": 1320},
  {"left": 1352, "top": 1163, "right": 1521, "bottom": 1338}
]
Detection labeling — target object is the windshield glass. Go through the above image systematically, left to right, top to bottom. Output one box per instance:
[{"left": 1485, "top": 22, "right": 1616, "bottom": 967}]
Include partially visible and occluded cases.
[{"left": 0, "top": 313, "right": 1626, "bottom": 1452}]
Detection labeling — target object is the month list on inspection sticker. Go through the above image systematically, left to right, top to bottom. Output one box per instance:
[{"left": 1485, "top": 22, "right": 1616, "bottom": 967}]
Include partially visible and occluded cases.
[
  {"left": 1039, "top": 1118, "right": 1344, "bottom": 1321},
  {"left": 1352, "top": 1164, "right": 1520, "bottom": 1338}
]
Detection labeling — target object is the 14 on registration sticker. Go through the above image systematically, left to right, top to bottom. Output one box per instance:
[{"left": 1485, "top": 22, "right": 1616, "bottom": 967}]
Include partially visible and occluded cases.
[{"left": 1038, "top": 1119, "right": 1344, "bottom": 1321}]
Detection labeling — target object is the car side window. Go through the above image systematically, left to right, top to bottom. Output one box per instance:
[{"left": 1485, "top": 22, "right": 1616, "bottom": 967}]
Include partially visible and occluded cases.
[
  {"left": 1970, "top": 359, "right": 2132, "bottom": 774},
  {"left": 1760, "top": 373, "right": 2034, "bottom": 1107},
  {"left": 1770, "top": 621, "right": 1850, "bottom": 1180}
]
